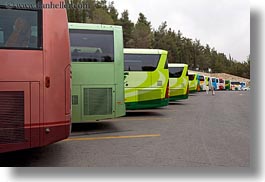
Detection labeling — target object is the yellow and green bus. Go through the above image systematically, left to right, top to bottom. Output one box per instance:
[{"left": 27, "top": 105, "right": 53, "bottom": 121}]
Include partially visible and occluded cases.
[
  {"left": 69, "top": 23, "right": 126, "bottom": 122},
  {"left": 124, "top": 49, "right": 169, "bottom": 110},
  {"left": 168, "top": 63, "right": 189, "bottom": 101},
  {"left": 188, "top": 73, "right": 199, "bottom": 93},
  {"left": 199, "top": 75, "right": 206, "bottom": 91},
  {"left": 225, "top": 80, "right": 231, "bottom": 90}
]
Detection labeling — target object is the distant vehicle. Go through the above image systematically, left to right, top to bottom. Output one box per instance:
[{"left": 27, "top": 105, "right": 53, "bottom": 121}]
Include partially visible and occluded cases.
[
  {"left": 69, "top": 23, "right": 126, "bottom": 122},
  {"left": 124, "top": 48, "right": 169, "bottom": 110},
  {"left": 168, "top": 63, "right": 189, "bottom": 101},
  {"left": 188, "top": 73, "right": 198, "bottom": 93},
  {"left": 196, "top": 73, "right": 201, "bottom": 91},
  {"left": 199, "top": 75, "right": 206, "bottom": 91},
  {"left": 205, "top": 76, "right": 210, "bottom": 89},
  {"left": 211, "top": 77, "right": 217, "bottom": 90},
  {"left": 215, "top": 78, "right": 220, "bottom": 90},
  {"left": 219, "top": 78, "right": 225, "bottom": 90},
  {"left": 225, "top": 80, "right": 231, "bottom": 90},
  {"left": 231, "top": 81, "right": 241, "bottom": 91},
  {"left": 240, "top": 82, "right": 246, "bottom": 90},
  {"left": 243, "top": 86, "right": 250, "bottom": 91}
]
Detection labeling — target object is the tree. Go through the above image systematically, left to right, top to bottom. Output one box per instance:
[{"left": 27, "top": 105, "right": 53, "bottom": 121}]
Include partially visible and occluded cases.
[
  {"left": 67, "top": 0, "right": 94, "bottom": 23},
  {"left": 95, "top": 0, "right": 108, "bottom": 11},
  {"left": 65, "top": 1, "right": 250, "bottom": 78},
  {"left": 108, "top": 1, "right": 119, "bottom": 23},
  {"left": 92, "top": 8, "right": 114, "bottom": 24},
  {"left": 117, "top": 10, "right": 134, "bottom": 47},
  {"left": 131, "top": 13, "right": 152, "bottom": 48},
  {"left": 153, "top": 22, "right": 178, "bottom": 62}
]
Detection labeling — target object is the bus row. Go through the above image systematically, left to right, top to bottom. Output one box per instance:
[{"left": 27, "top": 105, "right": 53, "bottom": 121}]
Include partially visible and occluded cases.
[
  {"left": 0, "top": 0, "right": 247, "bottom": 153},
  {"left": 190, "top": 74, "right": 249, "bottom": 92}
]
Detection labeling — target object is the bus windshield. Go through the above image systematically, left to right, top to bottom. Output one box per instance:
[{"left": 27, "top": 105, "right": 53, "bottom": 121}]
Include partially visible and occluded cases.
[
  {"left": 70, "top": 29, "right": 114, "bottom": 62},
  {"left": 124, "top": 54, "right": 160, "bottom": 71},
  {"left": 169, "top": 67, "right": 184, "bottom": 78},
  {"left": 188, "top": 75, "right": 195, "bottom": 80},
  {"left": 199, "top": 76, "right": 204, "bottom": 81},
  {"left": 231, "top": 82, "right": 240, "bottom": 85}
]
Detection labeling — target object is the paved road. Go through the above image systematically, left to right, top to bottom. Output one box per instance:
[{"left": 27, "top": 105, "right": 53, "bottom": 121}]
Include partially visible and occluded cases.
[{"left": 0, "top": 91, "right": 250, "bottom": 167}]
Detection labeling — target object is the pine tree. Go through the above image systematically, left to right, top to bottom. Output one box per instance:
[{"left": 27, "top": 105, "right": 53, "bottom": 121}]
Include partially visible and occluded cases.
[
  {"left": 117, "top": 10, "right": 134, "bottom": 47},
  {"left": 131, "top": 13, "right": 152, "bottom": 48}
]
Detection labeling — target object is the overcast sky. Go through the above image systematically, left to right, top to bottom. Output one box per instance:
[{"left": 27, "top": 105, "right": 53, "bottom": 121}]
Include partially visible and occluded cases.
[{"left": 108, "top": 0, "right": 250, "bottom": 63}]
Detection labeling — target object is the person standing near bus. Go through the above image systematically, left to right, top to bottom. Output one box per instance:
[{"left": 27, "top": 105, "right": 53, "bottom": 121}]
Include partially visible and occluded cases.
[{"left": 209, "top": 77, "right": 215, "bottom": 95}]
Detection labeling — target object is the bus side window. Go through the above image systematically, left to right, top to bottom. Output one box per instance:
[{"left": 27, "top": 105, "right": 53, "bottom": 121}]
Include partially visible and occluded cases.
[
  {"left": 0, "top": 5, "right": 41, "bottom": 50},
  {"left": 5, "top": 17, "right": 31, "bottom": 48}
]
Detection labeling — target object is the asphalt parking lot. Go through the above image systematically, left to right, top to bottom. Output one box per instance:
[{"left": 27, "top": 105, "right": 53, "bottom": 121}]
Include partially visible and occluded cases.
[{"left": 0, "top": 91, "right": 250, "bottom": 167}]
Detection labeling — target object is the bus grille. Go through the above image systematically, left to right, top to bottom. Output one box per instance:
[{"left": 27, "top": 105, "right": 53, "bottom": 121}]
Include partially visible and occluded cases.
[
  {"left": 83, "top": 88, "right": 113, "bottom": 116},
  {"left": 0, "top": 91, "right": 25, "bottom": 144}
]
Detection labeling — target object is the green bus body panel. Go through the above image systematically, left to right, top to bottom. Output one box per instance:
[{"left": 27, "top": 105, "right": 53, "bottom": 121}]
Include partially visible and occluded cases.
[
  {"left": 69, "top": 23, "right": 126, "bottom": 122},
  {"left": 124, "top": 49, "right": 169, "bottom": 110},
  {"left": 169, "top": 63, "right": 189, "bottom": 101},
  {"left": 189, "top": 73, "right": 198, "bottom": 93},
  {"left": 225, "top": 80, "right": 231, "bottom": 90},
  {"left": 169, "top": 94, "right": 188, "bottom": 101},
  {"left": 125, "top": 98, "right": 169, "bottom": 110}
]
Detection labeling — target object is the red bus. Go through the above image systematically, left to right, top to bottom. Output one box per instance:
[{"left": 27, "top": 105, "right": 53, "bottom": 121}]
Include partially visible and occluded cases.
[{"left": 0, "top": 0, "right": 71, "bottom": 153}]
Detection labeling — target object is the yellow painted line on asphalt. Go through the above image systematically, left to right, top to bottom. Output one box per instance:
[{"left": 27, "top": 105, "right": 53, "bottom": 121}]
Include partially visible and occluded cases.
[{"left": 64, "top": 134, "right": 161, "bottom": 142}]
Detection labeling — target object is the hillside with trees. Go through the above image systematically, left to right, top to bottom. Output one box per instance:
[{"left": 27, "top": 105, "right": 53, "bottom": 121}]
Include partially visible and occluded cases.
[{"left": 66, "top": 0, "right": 250, "bottom": 79}]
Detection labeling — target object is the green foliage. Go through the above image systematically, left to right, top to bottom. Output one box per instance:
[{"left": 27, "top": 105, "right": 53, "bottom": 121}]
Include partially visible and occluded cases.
[
  {"left": 66, "top": 0, "right": 250, "bottom": 79},
  {"left": 91, "top": 8, "right": 114, "bottom": 24},
  {"left": 116, "top": 10, "right": 134, "bottom": 47},
  {"left": 131, "top": 13, "right": 152, "bottom": 48}
]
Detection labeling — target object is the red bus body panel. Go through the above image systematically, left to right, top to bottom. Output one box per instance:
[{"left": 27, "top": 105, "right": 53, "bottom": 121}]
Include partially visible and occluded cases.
[{"left": 0, "top": 0, "right": 71, "bottom": 153}]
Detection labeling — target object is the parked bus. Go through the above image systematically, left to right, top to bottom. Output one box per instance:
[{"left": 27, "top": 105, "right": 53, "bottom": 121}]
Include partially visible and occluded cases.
[
  {"left": 0, "top": 0, "right": 71, "bottom": 153},
  {"left": 69, "top": 23, "right": 126, "bottom": 122},
  {"left": 124, "top": 48, "right": 169, "bottom": 110},
  {"left": 168, "top": 63, "right": 189, "bottom": 101},
  {"left": 188, "top": 73, "right": 198, "bottom": 93},
  {"left": 196, "top": 73, "right": 201, "bottom": 91},
  {"left": 199, "top": 75, "right": 206, "bottom": 91},
  {"left": 205, "top": 76, "right": 210, "bottom": 90},
  {"left": 211, "top": 77, "right": 217, "bottom": 90},
  {"left": 215, "top": 78, "right": 220, "bottom": 90},
  {"left": 219, "top": 78, "right": 225, "bottom": 90},
  {"left": 225, "top": 80, "right": 231, "bottom": 90},
  {"left": 231, "top": 81, "right": 241, "bottom": 91},
  {"left": 240, "top": 82, "right": 246, "bottom": 90}
]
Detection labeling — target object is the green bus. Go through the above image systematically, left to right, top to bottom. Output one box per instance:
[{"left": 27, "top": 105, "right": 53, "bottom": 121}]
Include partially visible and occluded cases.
[
  {"left": 69, "top": 23, "right": 126, "bottom": 122},
  {"left": 124, "top": 49, "right": 169, "bottom": 110},
  {"left": 168, "top": 63, "right": 189, "bottom": 101},
  {"left": 188, "top": 73, "right": 199, "bottom": 93},
  {"left": 225, "top": 80, "right": 231, "bottom": 90}
]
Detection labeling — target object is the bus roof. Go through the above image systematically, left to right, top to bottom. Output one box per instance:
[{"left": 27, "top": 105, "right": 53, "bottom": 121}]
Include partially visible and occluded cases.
[
  {"left": 68, "top": 22, "right": 122, "bottom": 31},
  {"left": 124, "top": 48, "right": 167, "bottom": 55},
  {"left": 168, "top": 63, "right": 188, "bottom": 68}
]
